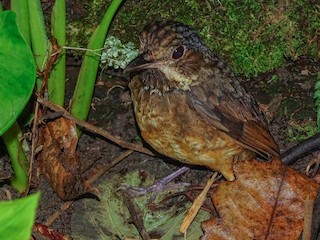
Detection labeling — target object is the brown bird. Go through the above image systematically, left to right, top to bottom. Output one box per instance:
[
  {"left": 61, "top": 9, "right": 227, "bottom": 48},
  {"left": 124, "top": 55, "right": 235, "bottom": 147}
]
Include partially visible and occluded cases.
[{"left": 125, "top": 21, "right": 279, "bottom": 181}]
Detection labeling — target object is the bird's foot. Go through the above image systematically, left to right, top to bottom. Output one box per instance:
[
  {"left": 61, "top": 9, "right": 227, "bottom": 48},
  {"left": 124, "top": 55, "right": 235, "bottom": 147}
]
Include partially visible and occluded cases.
[{"left": 119, "top": 166, "right": 190, "bottom": 197}]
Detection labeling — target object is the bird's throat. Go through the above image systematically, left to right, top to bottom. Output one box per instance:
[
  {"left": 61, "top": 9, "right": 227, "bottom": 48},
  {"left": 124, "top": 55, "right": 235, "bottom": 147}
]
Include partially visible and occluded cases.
[
  {"left": 160, "top": 65, "right": 197, "bottom": 91},
  {"left": 140, "top": 67, "right": 198, "bottom": 95}
]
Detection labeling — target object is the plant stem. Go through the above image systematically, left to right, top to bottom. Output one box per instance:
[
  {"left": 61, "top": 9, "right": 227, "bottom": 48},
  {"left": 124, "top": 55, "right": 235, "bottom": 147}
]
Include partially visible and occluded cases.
[
  {"left": 11, "top": 0, "right": 31, "bottom": 46},
  {"left": 28, "top": 0, "right": 50, "bottom": 90},
  {"left": 48, "top": 0, "right": 66, "bottom": 106},
  {"left": 70, "top": 0, "right": 123, "bottom": 122},
  {"left": 1, "top": 7, "right": 35, "bottom": 193},
  {"left": 2, "top": 122, "right": 29, "bottom": 193}
]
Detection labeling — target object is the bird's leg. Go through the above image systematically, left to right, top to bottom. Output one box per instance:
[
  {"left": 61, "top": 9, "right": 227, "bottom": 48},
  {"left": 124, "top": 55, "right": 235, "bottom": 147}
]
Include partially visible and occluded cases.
[{"left": 120, "top": 166, "right": 190, "bottom": 197}]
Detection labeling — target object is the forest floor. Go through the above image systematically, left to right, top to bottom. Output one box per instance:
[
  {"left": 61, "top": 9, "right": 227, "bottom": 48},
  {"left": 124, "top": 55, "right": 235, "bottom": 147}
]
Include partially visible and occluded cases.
[{"left": 0, "top": 56, "right": 319, "bottom": 239}]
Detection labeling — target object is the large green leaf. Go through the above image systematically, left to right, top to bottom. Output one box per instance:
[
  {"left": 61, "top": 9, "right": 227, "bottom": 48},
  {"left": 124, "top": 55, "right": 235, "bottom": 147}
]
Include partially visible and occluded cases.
[
  {"left": 0, "top": 11, "right": 36, "bottom": 135},
  {"left": 72, "top": 167, "right": 210, "bottom": 239},
  {"left": 0, "top": 192, "right": 40, "bottom": 240}
]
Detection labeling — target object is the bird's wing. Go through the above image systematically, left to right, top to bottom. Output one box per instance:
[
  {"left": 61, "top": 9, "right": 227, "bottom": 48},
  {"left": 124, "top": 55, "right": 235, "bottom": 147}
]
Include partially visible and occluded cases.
[{"left": 188, "top": 78, "right": 280, "bottom": 158}]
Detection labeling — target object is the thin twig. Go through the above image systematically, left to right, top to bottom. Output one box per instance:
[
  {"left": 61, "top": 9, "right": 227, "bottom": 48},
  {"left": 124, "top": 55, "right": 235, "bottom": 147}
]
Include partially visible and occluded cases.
[
  {"left": 40, "top": 39, "right": 61, "bottom": 95},
  {"left": 63, "top": 46, "right": 104, "bottom": 56},
  {"left": 63, "top": 46, "right": 127, "bottom": 68},
  {"left": 37, "top": 98, "right": 154, "bottom": 156},
  {"left": 27, "top": 101, "right": 40, "bottom": 195},
  {"left": 86, "top": 150, "right": 134, "bottom": 185},
  {"left": 180, "top": 172, "right": 218, "bottom": 234},
  {"left": 123, "top": 193, "right": 151, "bottom": 240},
  {"left": 302, "top": 197, "right": 314, "bottom": 240},
  {"left": 45, "top": 200, "right": 73, "bottom": 226}
]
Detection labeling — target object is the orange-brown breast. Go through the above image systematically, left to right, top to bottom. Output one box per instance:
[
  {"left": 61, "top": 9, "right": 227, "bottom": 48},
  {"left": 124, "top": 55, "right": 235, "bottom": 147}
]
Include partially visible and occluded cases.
[{"left": 129, "top": 76, "right": 255, "bottom": 181}]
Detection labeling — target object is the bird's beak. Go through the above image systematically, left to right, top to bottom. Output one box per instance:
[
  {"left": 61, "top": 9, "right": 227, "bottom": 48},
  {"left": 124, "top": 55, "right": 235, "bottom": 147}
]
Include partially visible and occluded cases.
[{"left": 125, "top": 54, "right": 158, "bottom": 74}]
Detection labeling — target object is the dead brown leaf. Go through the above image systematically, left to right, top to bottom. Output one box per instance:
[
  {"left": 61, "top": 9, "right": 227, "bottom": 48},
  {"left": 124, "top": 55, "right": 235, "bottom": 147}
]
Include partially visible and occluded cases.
[
  {"left": 38, "top": 116, "right": 93, "bottom": 200},
  {"left": 201, "top": 158, "right": 319, "bottom": 240},
  {"left": 33, "top": 222, "right": 71, "bottom": 240}
]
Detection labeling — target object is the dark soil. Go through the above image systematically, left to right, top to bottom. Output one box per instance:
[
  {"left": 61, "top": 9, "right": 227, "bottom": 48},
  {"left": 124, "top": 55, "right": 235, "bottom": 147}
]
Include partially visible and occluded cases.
[{"left": 0, "top": 55, "right": 319, "bottom": 239}]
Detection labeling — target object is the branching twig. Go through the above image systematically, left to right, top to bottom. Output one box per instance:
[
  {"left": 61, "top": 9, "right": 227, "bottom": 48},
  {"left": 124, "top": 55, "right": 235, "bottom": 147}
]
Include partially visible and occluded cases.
[
  {"left": 37, "top": 98, "right": 154, "bottom": 156},
  {"left": 86, "top": 150, "right": 134, "bottom": 185},
  {"left": 123, "top": 193, "right": 151, "bottom": 240}
]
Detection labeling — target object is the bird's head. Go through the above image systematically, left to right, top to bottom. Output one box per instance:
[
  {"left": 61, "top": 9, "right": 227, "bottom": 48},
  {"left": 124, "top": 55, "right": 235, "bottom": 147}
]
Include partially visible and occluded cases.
[{"left": 125, "top": 21, "right": 214, "bottom": 91}]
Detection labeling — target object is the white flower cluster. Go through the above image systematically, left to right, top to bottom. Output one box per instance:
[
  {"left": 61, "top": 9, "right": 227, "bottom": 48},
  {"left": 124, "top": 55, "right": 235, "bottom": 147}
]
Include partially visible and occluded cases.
[{"left": 100, "top": 36, "right": 139, "bottom": 69}]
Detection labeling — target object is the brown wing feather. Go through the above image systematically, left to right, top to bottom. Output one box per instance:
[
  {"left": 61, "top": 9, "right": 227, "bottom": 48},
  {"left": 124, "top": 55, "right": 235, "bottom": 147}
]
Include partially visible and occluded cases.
[{"left": 189, "top": 77, "right": 280, "bottom": 158}]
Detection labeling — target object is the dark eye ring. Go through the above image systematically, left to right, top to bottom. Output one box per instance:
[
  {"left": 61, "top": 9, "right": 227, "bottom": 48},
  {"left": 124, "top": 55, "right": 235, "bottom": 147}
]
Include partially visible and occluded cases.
[{"left": 172, "top": 46, "right": 185, "bottom": 60}]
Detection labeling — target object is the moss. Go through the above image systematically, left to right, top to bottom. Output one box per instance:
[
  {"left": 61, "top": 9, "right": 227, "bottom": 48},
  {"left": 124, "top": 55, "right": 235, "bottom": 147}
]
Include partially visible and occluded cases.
[
  {"left": 65, "top": 0, "right": 110, "bottom": 49},
  {"left": 66, "top": 0, "right": 320, "bottom": 76},
  {"left": 113, "top": 0, "right": 207, "bottom": 42},
  {"left": 206, "top": 1, "right": 305, "bottom": 76},
  {"left": 286, "top": 120, "right": 318, "bottom": 143}
]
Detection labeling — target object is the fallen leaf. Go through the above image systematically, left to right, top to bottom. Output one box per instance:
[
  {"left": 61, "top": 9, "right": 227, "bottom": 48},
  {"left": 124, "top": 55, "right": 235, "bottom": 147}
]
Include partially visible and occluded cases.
[
  {"left": 38, "top": 116, "right": 93, "bottom": 200},
  {"left": 201, "top": 158, "right": 319, "bottom": 239},
  {"left": 71, "top": 167, "right": 210, "bottom": 239},
  {"left": 33, "top": 223, "right": 71, "bottom": 240}
]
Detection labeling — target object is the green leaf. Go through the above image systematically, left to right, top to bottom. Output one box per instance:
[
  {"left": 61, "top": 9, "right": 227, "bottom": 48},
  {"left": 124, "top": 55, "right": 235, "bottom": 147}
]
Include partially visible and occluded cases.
[
  {"left": 11, "top": 0, "right": 31, "bottom": 46},
  {"left": 48, "top": 0, "right": 66, "bottom": 106},
  {"left": 70, "top": 0, "right": 123, "bottom": 123},
  {"left": 0, "top": 11, "right": 36, "bottom": 135},
  {"left": 71, "top": 167, "right": 209, "bottom": 239},
  {"left": 0, "top": 193, "right": 40, "bottom": 240}
]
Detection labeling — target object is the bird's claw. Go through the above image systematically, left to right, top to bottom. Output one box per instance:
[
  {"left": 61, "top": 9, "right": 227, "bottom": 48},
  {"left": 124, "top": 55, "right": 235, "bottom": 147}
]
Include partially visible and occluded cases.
[{"left": 119, "top": 181, "right": 190, "bottom": 198}]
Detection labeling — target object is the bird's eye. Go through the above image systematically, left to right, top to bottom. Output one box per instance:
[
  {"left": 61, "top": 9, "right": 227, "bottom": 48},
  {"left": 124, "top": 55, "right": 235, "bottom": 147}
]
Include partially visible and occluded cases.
[{"left": 171, "top": 46, "right": 185, "bottom": 60}]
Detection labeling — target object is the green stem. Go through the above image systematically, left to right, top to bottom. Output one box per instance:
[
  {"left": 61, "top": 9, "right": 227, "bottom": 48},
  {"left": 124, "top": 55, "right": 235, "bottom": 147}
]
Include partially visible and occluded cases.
[
  {"left": 11, "top": 0, "right": 31, "bottom": 46},
  {"left": 28, "top": 0, "right": 50, "bottom": 90},
  {"left": 48, "top": 0, "right": 66, "bottom": 106},
  {"left": 70, "top": 0, "right": 123, "bottom": 121},
  {"left": 11, "top": 1, "right": 33, "bottom": 124},
  {"left": 2, "top": 122, "right": 29, "bottom": 193}
]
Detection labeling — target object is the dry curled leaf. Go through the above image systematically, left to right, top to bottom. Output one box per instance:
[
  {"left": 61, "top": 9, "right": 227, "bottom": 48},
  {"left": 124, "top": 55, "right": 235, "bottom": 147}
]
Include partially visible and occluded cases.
[
  {"left": 38, "top": 116, "right": 93, "bottom": 200},
  {"left": 201, "top": 158, "right": 319, "bottom": 240},
  {"left": 33, "top": 223, "right": 71, "bottom": 240}
]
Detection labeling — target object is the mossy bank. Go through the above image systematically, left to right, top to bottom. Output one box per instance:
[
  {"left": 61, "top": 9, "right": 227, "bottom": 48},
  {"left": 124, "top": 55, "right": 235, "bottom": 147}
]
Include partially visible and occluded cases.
[{"left": 66, "top": 0, "right": 319, "bottom": 76}]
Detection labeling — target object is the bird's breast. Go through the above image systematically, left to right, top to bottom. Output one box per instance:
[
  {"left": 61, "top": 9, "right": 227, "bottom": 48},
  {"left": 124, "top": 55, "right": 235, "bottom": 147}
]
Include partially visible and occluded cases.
[{"left": 129, "top": 76, "right": 250, "bottom": 180}]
